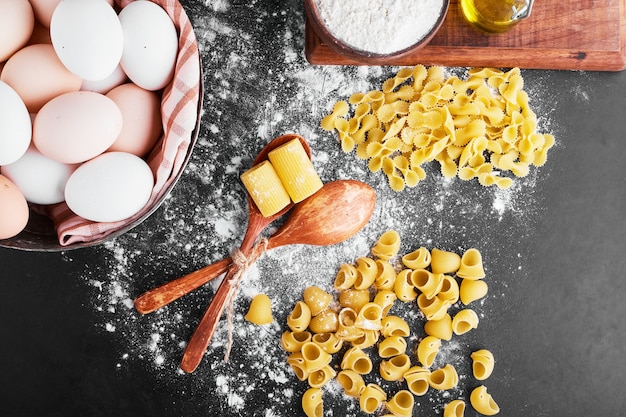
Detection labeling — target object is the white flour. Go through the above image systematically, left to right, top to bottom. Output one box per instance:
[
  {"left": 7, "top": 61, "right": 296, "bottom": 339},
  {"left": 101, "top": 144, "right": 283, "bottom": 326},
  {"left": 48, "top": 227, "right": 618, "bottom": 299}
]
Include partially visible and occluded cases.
[
  {"left": 315, "top": 0, "right": 445, "bottom": 54},
  {"left": 71, "top": 1, "right": 559, "bottom": 415}
]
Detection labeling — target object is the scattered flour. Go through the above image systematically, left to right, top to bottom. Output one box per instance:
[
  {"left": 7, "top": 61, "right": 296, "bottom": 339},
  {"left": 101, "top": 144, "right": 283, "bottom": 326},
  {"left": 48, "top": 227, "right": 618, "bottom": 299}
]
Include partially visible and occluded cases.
[{"left": 73, "top": 1, "right": 557, "bottom": 415}]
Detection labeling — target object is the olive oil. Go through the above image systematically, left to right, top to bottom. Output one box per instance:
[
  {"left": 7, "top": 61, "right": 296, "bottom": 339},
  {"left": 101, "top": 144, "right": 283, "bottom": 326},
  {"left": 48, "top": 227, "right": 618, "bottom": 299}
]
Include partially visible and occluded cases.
[{"left": 460, "top": 0, "right": 533, "bottom": 33}]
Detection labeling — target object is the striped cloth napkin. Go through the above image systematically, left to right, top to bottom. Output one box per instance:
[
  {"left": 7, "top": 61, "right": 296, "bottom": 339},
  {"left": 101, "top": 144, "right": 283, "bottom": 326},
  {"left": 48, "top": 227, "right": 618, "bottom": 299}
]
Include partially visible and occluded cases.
[{"left": 48, "top": 0, "right": 201, "bottom": 246}]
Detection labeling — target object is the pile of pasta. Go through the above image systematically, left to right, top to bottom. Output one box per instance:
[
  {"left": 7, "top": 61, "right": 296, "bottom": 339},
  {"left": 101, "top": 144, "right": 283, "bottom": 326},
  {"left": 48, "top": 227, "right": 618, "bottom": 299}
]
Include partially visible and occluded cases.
[
  {"left": 320, "top": 66, "right": 555, "bottom": 191},
  {"left": 281, "top": 230, "right": 500, "bottom": 417}
]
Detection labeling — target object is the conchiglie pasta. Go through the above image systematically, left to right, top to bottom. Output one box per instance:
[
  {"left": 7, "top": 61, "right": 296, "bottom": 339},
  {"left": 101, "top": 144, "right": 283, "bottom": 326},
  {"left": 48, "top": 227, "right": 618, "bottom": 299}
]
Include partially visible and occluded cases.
[
  {"left": 371, "top": 230, "right": 401, "bottom": 260},
  {"left": 402, "top": 246, "right": 431, "bottom": 269},
  {"left": 430, "top": 248, "right": 461, "bottom": 274},
  {"left": 457, "top": 248, "right": 486, "bottom": 279},
  {"left": 355, "top": 257, "right": 379, "bottom": 289},
  {"left": 375, "top": 260, "right": 397, "bottom": 290},
  {"left": 334, "top": 263, "right": 358, "bottom": 290},
  {"left": 395, "top": 269, "right": 417, "bottom": 302},
  {"left": 410, "top": 269, "right": 444, "bottom": 299},
  {"left": 438, "top": 275, "right": 460, "bottom": 304},
  {"left": 460, "top": 278, "right": 488, "bottom": 305},
  {"left": 303, "top": 286, "right": 332, "bottom": 316},
  {"left": 339, "top": 288, "right": 371, "bottom": 312},
  {"left": 374, "top": 290, "right": 397, "bottom": 316},
  {"left": 244, "top": 293, "right": 274, "bottom": 324},
  {"left": 417, "top": 293, "right": 450, "bottom": 321},
  {"left": 287, "top": 301, "right": 312, "bottom": 332},
  {"left": 355, "top": 302, "right": 383, "bottom": 330},
  {"left": 336, "top": 307, "right": 363, "bottom": 342},
  {"left": 308, "top": 308, "right": 338, "bottom": 334},
  {"left": 452, "top": 309, "right": 479, "bottom": 335},
  {"left": 424, "top": 313, "right": 453, "bottom": 341},
  {"left": 381, "top": 315, "right": 411, "bottom": 338},
  {"left": 352, "top": 329, "right": 380, "bottom": 349},
  {"left": 281, "top": 331, "right": 311, "bottom": 353},
  {"left": 312, "top": 332, "right": 343, "bottom": 354},
  {"left": 378, "top": 335, "right": 407, "bottom": 358},
  {"left": 417, "top": 335, "right": 441, "bottom": 367},
  {"left": 301, "top": 342, "right": 332, "bottom": 372},
  {"left": 341, "top": 346, "right": 373, "bottom": 374},
  {"left": 471, "top": 349, "right": 495, "bottom": 380},
  {"left": 287, "top": 352, "right": 308, "bottom": 381},
  {"left": 380, "top": 354, "right": 411, "bottom": 381},
  {"left": 308, "top": 364, "right": 336, "bottom": 388},
  {"left": 429, "top": 364, "right": 459, "bottom": 390},
  {"left": 404, "top": 366, "right": 431, "bottom": 396},
  {"left": 337, "top": 369, "right": 366, "bottom": 397},
  {"left": 360, "top": 384, "right": 387, "bottom": 414},
  {"left": 470, "top": 385, "right": 500, "bottom": 415},
  {"left": 302, "top": 387, "right": 323, "bottom": 417},
  {"left": 385, "top": 390, "right": 414, "bottom": 417},
  {"left": 443, "top": 399, "right": 466, "bottom": 417}
]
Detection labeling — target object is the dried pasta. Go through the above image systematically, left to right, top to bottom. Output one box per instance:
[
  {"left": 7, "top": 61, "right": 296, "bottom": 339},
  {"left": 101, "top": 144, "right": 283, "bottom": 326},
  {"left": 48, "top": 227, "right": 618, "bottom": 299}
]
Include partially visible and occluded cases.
[
  {"left": 321, "top": 66, "right": 555, "bottom": 191},
  {"left": 267, "top": 138, "right": 323, "bottom": 203},
  {"left": 240, "top": 160, "right": 291, "bottom": 217},
  {"left": 371, "top": 229, "right": 401, "bottom": 260},
  {"left": 284, "top": 231, "right": 499, "bottom": 416},
  {"left": 460, "top": 278, "right": 488, "bottom": 305},
  {"left": 303, "top": 286, "right": 332, "bottom": 316},
  {"left": 244, "top": 293, "right": 273, "bottom": 325},
  {"left": 287, "top": 301, "right": 312, "bottom": 332},
  {"left": 452, "top": 309, "right": 480, "bottom": 335},
  {"left": 423, "top": 313, "right": 453, "bottom": 341},
  {"left": 281, "top": 331, "right": 311, "bottom": 353},
  {"left": 312, "top": 332, "right": 343, "bottom": 354},
  {"left": 378, "top": 335, "right": 407, "bottom": 358},
  {"left": 416, "top": 335, "right": 441, "bottom": 367},
  {"left": 301, "top": 342, "right": 332, "bottom": 372},
  {"left": 341, "top": 346, "right": 373, "bottom": 375},
  {"left": 471, "top": 349, "right": 495, "bottom": 380},
  {"left": 380, "top": 354, "right": 411, "bottom": 381},
  {"left": 429, "top": 364, "right": 459, "bottom": 390},
  {"left": 404, "top": 366, "right": 431, "bottom": 396},
  {"left": 337, "top": 369, "right": 366, "bottom": 397},
  {"left": 359, "top": 384, "right": 387, "bottom": 414},
  {"left": 470, "top": 385, "right": 500, "bottom": 415},
  {"left": 302, "top": 387, "right": 323, "bottom": 417},
  {"left": 385, "top": 390, "right": 414, "bottom": 417},
  {"left": 443, "top": 400, "right": 466, "bottom": 417}
]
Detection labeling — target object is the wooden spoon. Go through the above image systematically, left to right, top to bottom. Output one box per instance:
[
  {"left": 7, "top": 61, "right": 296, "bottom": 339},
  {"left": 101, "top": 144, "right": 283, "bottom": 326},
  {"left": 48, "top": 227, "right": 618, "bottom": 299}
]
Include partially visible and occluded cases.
[
  {"left": 133, "top": 134, "right": 311, "bottom": 315},
  {"left": 180, "top": 179, "right": 376, "bottom": 373}
]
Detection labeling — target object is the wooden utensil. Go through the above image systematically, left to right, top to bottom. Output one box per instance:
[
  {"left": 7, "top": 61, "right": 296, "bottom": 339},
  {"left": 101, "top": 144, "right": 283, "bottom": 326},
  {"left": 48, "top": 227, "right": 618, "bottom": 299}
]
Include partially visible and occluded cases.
[
  {"left": 133, "top": 134, "right": 311, "bottom": 315},
  {"left": 180, "top": 179, "right": 376, "bottom": 373}
]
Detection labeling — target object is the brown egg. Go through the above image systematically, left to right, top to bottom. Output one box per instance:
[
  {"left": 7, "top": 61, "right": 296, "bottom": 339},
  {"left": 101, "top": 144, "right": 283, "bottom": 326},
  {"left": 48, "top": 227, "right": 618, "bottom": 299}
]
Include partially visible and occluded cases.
[
  {"left": 0, "top": 0, "right": 34, "bottom": 61},
  {"left": 0, "top": 43, "right": 82, "bottom": 113},
  {"left": 106, "top": 83, "right": 163, "bottom": 157},
  {"left": 0, "top": 174, "right": 29, "bottom": 240}
]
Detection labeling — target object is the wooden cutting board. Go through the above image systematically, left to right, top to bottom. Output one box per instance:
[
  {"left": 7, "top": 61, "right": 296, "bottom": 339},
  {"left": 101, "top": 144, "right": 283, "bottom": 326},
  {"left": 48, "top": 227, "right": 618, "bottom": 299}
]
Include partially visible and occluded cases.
[{"left": 304, "top": 0, "right": 626, "bottom": 71}]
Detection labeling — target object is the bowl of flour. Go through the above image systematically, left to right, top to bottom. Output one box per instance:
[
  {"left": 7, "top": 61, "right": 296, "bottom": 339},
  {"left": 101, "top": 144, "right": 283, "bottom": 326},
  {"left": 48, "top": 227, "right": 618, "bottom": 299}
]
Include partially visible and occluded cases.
[{"left": 305, "top": 0, "right": 449, "bottom": 63}]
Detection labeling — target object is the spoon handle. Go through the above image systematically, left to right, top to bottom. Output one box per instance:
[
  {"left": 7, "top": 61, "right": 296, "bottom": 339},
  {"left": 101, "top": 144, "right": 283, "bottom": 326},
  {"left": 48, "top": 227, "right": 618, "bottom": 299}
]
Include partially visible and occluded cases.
[
  {"left": 134, "top": 257, "right": 231, "bottom": 314},
  {"left": 180, "top": 266, "right": 238, "bottom": 373}
]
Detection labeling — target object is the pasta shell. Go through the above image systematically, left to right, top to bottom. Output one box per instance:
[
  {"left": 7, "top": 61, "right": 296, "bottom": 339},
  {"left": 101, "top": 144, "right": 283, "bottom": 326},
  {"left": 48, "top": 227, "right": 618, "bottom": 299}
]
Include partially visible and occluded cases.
[
  {"left": 430, "top": 248, "right": 461, "bottom": 274},
  {"left": 457, "top": 248, "right": 486, "bottom": 279},
  {"left": 303, "top": 286, "right": 332, "bottom": 316},
  {"left": 471, "top": 349, "right": 495, "bottom": 380},
  {"left": 404, "top": 366, "right": 431, "bottom": 396},
  {"left": 337, "top": 369, "right": 365, "bottom": 397},
  {"left": 470, "top": 386, "right": 500, "bottom": 416},
  {"left": 301, "top": 388, "right": 323, "bottom": 417},
  {"left": 385, "top": 390, "right": 414, "bottom": 417},
  {"left": 443, "top": 400, "right": 466, "bottom": 417}
]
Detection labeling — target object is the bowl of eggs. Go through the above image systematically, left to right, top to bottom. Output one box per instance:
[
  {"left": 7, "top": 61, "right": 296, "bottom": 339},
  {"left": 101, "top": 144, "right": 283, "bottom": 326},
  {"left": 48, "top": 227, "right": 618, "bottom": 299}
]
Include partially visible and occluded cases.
[
  {"left": 0, "top": 0, "right": 202, "bottom": 251},
  {"left": 304, "top": 0, "right": 449, "bottom": 64}
]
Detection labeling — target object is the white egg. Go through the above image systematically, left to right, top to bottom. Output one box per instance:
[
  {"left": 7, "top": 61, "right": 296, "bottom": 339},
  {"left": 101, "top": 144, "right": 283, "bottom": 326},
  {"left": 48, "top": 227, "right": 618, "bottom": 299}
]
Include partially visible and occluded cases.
[
  {"left": 50, "top": 0, "right": 123, "bottom": 81},
  {"left": 118, "top": 1, "right": 178, "bottom": 91},
  {"left": 80, "top": 64, "right": 128, "bottom": 94},
  {"left": 0, "top": 80, "right": 32, "bottom": 166},
  {"left": 1, "top": 145, "right": 78, "bottom": 205},
  {"left": 64, "top": 152, "right": 154, "bottom": 222}
]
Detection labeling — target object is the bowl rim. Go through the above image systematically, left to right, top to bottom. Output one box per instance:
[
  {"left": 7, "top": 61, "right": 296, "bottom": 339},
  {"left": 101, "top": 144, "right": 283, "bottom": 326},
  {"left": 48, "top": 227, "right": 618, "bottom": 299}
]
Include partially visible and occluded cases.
[{"left": 304, "top": 0, "right": 450, "bottom": 65}]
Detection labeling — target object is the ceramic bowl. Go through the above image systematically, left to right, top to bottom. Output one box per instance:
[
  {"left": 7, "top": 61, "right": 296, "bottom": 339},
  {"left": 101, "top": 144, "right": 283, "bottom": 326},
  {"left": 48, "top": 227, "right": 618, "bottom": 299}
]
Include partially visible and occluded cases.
[{"left": 304, "top": 0, "right": 450, "bottom": 64}]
